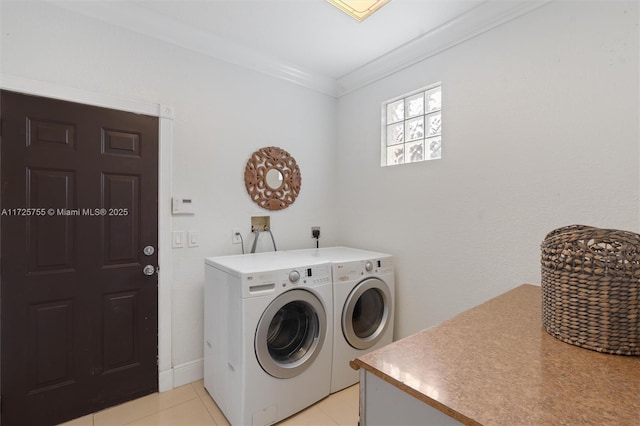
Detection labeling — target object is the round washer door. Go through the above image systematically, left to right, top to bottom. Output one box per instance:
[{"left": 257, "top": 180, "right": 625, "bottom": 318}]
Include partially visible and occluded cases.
[
  {"left": 342, "top": 277, "right": 392, "bottom": 350},
  {"left": 255, "top": 289, "right": 327, "bottom": 379}
]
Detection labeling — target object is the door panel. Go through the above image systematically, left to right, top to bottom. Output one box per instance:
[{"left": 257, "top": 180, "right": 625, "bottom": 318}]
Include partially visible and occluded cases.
[
  {"left": 1, "top": 90, "right": 159, "bottom": 425},
  {"left": 28, "top": 118, "right": 76, "bottom": 149},
  {"left": 102, "top": 128, "right": 140, "bottom": 156},
  {"left": 28, "top": 168, "right": 76, "bottom": 272},
  {"left": 102, "top": 173, "right": 139, "bottom": 264},
  {"left": 103, "top": 290, "right": 140, "bottom": 373},
  {"left": 28, "top": 299, "right": 76, "bottom": 392}
]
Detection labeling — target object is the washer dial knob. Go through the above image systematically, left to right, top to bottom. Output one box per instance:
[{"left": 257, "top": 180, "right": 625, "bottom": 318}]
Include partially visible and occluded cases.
[
  {"left": 365, "top": 261, "right": 373, "bottom": 272},
  {"left": 289, "top": 270, "right": 301, "bottom": 283}
]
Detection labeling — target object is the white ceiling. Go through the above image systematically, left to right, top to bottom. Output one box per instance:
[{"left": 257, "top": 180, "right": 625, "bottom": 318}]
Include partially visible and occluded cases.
[
  {"left": 49, "top": 0, "right": 551, "bottom": 96},
  {"left": 130, "top": 0, "right": 484, "bottom": 79}
]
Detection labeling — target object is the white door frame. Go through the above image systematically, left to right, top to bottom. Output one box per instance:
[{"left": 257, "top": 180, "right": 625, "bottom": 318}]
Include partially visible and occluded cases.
[{"left": 0, "top": 73, "right": 175, "bottom": 392}]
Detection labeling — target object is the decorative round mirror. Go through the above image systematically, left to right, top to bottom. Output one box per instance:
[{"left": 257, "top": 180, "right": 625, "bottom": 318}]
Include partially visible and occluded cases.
[
  {"left": 244, "top": 146, "right": 301, "bottom": 210},
  {"left": 265, "top": 168, "right": 283, "bottom": 190}
]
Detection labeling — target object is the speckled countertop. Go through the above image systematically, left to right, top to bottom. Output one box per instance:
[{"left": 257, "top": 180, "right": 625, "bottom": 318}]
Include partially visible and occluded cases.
[{"left": 351, "top": 284, "right": 640, "bottom": 425}]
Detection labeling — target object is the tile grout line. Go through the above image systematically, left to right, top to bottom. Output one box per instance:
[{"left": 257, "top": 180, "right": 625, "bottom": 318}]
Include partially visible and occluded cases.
[
  {"left": 91, "top": 383, "right": 203, "bottom": 426},
  {"left": 119, "top": 384, "right": 211, "bottom": 426},
  {"left": 191, "top": 384, "right": 217, "bottom": 425},
  {"left": 317, "top": 386, "right": 360, "bottom": 426},
  {"left": 195, "top": 388, "right": 225, "bottom": 425},
  {"left": 316, "top": 403, "right": 347, "bottom": 426}
]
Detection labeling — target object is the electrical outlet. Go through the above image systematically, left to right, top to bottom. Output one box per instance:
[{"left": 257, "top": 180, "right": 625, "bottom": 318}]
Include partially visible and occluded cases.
[
  {"left": 311, "top": 226, "right": 320, "bottom": 238},
  {"left": 232, "top": 228, "right": 242, "bottom": 244}
]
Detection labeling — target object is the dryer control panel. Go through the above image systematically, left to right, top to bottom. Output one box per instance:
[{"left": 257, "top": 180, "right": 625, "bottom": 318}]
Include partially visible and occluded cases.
[{"left": 334, "top": 257, "right": 394, "bottom": 282}]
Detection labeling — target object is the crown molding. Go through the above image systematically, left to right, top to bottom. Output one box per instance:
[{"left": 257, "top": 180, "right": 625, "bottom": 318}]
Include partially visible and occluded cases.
[
  {"left": 45, "top": 0, "right": 552, "bottom": 98},
  {"left": 337, "top": 0, "right": 553, "bottom": 96},
  {"left": 46, "top": 1, "right": 339, "bottom": 97}
]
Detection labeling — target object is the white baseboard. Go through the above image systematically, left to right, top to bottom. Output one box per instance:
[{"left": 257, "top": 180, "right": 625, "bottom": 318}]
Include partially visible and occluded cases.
[
  {"left": 173, "top": 358, "right": 204, "bottom": 388},
  {"left": 158, "top": 359, "right": 204, "bottom": 393},
  {"left": 159, "top": 369, "right": 174, "bottom": 392}
]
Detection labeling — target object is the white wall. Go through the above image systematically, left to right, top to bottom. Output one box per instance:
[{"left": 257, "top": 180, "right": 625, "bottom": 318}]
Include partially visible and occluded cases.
[
  {"left": 2, "top": 0, "right": 638, "bottom": 383},
  {"left": 0, "top": 1, "right": 339, "bottom": 375},
  {"left": 336, "top": 1, "right": 639, "bottom": 338}
]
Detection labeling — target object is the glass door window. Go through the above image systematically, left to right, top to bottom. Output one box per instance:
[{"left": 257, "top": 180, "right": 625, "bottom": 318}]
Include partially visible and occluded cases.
[
  {"left": 342, "top": 278, "right": 392, "bottom": 350},
  {"left": 352, "top": 288, "right": 385, "bottom": 339},
  {"left": 255, "top": 289, "right": 327, "bottom": 379},
  {"left": 267, "top": 301, "right": 317, "bottom": 364}
]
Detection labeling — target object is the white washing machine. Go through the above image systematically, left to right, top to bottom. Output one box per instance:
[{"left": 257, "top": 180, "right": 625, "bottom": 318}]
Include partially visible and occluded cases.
[
  {"left": 291, "top": 247, "right": 395, "bottom": 393},
  {"left": 203, "top": 251, "right": 333, "bottom": 426}
]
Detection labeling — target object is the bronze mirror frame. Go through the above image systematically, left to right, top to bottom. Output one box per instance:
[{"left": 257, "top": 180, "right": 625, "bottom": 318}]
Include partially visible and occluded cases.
[{"left": 244, "top": 146, "right": 301, "bottom": 211}]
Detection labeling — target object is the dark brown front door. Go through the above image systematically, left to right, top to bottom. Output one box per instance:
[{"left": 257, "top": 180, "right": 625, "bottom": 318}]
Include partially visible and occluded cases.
[{"left": 0, "top": 90, "right": 159, "bottom": 425}]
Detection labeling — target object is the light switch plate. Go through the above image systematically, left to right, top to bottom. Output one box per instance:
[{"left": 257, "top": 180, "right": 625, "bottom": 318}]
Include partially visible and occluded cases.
[
  {"left": 172, "top": 230, "right": 185, "bottom": 248},
  {"left": 188, "top": 231, "right": 199, "bottom": 247}
]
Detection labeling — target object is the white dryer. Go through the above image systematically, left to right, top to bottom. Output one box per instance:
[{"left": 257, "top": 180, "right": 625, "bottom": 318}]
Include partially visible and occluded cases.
[
  {"left": 292, "top": 247, "right": 395, "bottom": 393},
  {"left": 203, "top": 252, "right": 333, "bottom": 426}
]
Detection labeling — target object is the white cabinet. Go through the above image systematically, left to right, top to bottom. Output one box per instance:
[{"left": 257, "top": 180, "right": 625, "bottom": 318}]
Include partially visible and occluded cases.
[{"left": 359, "top": 370, "right": 463, "bottom": 426}]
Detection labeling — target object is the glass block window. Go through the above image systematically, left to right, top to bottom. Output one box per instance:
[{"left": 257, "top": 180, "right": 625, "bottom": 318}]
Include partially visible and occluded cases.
[{"left": 381, "top": 83, "right": 442, "bottom": 166}]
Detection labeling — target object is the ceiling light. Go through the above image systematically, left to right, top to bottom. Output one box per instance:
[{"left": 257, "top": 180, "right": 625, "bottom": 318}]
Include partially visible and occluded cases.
[{"left": 327, "top": 0, "right": 390, "bottom": 22}]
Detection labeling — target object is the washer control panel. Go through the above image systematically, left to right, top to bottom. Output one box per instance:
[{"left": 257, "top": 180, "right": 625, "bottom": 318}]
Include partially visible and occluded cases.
[
  {"left": 243, "top": 263, "right": 331, "bottom": 296},
  {"left": 296, "top": 264, "right": 331, "bottom": 287}
]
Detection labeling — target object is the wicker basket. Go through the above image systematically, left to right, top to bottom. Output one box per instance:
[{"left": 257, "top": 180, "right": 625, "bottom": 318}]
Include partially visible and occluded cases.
[{"left": 540, "top": 225, "right": 639, "bottom": 355}]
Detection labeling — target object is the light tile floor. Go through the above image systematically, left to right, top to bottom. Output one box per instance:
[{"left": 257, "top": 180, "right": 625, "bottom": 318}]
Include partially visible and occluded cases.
[{"left": 59, "top": 380, "right": 359, "bottom": 426}]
